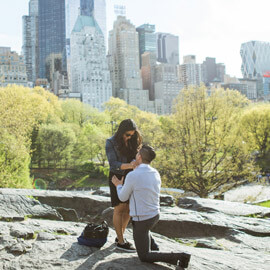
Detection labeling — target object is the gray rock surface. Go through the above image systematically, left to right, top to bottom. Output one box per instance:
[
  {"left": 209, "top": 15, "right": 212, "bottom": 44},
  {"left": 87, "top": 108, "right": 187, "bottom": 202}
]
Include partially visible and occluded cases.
[
  {"left": 0, "top": 188, "right": 270, "bottom": 269},
  {"left": 0, "top": 188, "right": 110, "bottom": 221},
  {"left": 0, "top": 193, "right": 62, "bottom": 221},
  {"left": 178, "top": 196, "right": 270, "bottom": 216}
]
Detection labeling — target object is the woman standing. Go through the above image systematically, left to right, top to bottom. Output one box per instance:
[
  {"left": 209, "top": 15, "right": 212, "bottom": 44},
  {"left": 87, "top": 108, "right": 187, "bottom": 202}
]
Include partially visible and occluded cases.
[{"left": 105, "top": 119, "right": 142, "bottom": 252}]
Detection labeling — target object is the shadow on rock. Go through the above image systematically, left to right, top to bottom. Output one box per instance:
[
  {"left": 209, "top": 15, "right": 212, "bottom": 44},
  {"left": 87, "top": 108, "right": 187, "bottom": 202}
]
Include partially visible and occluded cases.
[
  {"left": 60, "top": 242, "right": 114, "bottom": 264},
  {"left": 60, "top": 242, "right": 115, "bottom": 262},
  {"left": 60, "top": 242, "right": 98, "bottom": 262},
  {"left": 90, "top": 257, "right": 173, "bottom": 270}
]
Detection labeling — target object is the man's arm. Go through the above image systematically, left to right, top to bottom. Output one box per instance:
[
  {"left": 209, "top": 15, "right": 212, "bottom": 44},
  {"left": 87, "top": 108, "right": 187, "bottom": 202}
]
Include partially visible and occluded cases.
[{"left": 112, "top": 174, "right": 133, "bottom": 202}]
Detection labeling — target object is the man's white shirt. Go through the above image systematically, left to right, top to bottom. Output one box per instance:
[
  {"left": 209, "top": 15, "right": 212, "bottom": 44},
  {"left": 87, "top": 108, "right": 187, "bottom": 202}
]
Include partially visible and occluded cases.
[{"left": 116, "top": 163, "right": 161, "bottom": 221}]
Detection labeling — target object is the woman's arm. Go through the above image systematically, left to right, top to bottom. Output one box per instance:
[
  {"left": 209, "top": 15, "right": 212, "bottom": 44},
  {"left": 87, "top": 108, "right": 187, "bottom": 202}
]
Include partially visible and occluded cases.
[
  {"left": 105, "top": 139, "right": 135, "bottom": 171},
  {"left": 120, "top": 160, "right": 136, "bottom": 170}
]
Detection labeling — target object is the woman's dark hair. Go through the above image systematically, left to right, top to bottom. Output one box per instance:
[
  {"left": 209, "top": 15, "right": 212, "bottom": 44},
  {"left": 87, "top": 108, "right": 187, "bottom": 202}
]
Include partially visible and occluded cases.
[{"left": 114, "top": 119, "right": 142, "bottom": 157}]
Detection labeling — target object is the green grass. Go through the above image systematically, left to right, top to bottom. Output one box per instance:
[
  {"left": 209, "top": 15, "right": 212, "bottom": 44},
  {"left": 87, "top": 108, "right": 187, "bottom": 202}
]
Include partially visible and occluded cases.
[
  {"left": 30, "top": 167, "right": 108, "bottom": 190},
  {"left": 69, "top": 174, "right": 107, "bottom": 188},
  {"left": 257, "top": 200, "right": 270, "bottom": 208},
  {"left": 174, "top": 238, "right": 197, "bottom": 246}
]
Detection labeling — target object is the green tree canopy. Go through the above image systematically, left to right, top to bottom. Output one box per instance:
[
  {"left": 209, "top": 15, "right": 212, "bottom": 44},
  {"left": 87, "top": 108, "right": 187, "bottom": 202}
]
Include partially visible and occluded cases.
[
  {"left": 0, "top": 85, "right": 61, "bottom": 144},
  {"left": 155, "top": 85, "right": 256, "bottom": 197},
  {"left": 105, "top": 97, "right": 161, "bottom": 145},
  {"left": 61, "top": 99, "right": 109, "bottom": 127},
  {"left": 240, "top": 104, "right": 270, "bottom": 172},
  {"left": 35, "top": 123, "right": 76, "bottom": 168},
  {"left": 0, "top": 130, "right": 32, "bottom": 188}
]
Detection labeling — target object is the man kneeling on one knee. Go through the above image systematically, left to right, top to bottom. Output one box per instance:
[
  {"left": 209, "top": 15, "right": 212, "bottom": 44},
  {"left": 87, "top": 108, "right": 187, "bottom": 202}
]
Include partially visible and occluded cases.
[{"left": 112, "top": 145, "right": 191, "bottom": 268}]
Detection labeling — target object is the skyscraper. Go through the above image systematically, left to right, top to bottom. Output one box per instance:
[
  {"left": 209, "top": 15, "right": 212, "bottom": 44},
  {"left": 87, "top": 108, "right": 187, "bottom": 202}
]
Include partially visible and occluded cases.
[
  {"left": 22, "top": 0, "right": 39, "bottom": 83},
  {"left": 38, "top": 0, "right": 66, "bottom": 79},
  {"left": 65, "top": 0, "right": 80, "bottom": 87},
  {"left": 66, "top": 0, "right": 80, "bottom": 41},
  {"left": 80, "top": 0, "right": 107, "bottom": 46},
  {"left": 70, "top": 15, "right": 112, "bottom": 110},
  {"left": 108, "top": 16, "right": 142, "bottom": 97},
  {"left": 108, "top": 16, "right": 161, "bottom": 113},
  {"left": 136, "top": 24, "right": 156, "bottom": 67},
  {"left": 156, "top": 33, "right": 179, "bottom": 66},
  {"left": 240, "top": 41, "right": 270, "bottom": 79},
  {"left": 0, "top": 47, "right": 28, "bottom": 87},
  {"left": 141, "top": 51, "right": 156, "bottom": 100},
  {"left": 178, "top": 55, "right": 203, "bottom": 87},
  {"left": 202, "top": 57, "right": 225, "bottom": 85},
  {"left": 154, "top": 63, "right": 183, "bottom": 114},
  {"left": 262, "top": 73, "right": 270, "bottom": 99}
]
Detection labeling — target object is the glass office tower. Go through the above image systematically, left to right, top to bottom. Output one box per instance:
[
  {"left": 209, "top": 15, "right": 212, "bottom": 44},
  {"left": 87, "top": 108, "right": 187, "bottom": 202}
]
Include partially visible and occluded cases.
[
  {"left": 22, "top": 0, "right": 39, "bottom": 83},
  {"left": 38, "top": 0, "right": 66, "bottom": 79},
  {"left": 136, "top": 24, "right": 156, "bottom": 67},
  {"left": 156, "top": 32, "right": 179, "bottom": 66},
  {"left": 241, "top": 41, "right": 270, "bottom": 79}
]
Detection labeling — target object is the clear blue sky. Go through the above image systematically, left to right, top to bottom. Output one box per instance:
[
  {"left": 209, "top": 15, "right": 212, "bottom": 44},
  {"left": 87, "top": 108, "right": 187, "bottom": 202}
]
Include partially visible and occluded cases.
[{"left": 1, "top": 0, "right": 270, "bottom": 78}]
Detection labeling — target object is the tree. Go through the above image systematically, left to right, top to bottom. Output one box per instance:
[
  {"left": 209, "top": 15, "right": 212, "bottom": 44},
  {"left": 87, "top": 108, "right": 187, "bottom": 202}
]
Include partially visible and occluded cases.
[
  {"left": 0, "top": 85, "right": 60, "bottom": 143},
  {"left": 0, "top": 85, "right": 62, "bottom": 187},
  {"left": 155, "top": 85, "right": 256, "bottom": 197},
  {"left": 104, "top": 97, "right": 137, "bottom": 123},
  {"left": 105, "top": 97, "right": 162, "bottom": 145},
  {"left": 61, "top": 99, "right": 108, "bottom": 127},
  {"left": 240, "top": 104, "right": 270, "bottom": 172},
  {"left": 35, "top": 123, "right": 76, "bottom": 168},
  {"left": 73, "top": 123, "right": 110, "bottom": 166},
  {"left": 0, "top": 130, "right": 32, "bottom": 188}
]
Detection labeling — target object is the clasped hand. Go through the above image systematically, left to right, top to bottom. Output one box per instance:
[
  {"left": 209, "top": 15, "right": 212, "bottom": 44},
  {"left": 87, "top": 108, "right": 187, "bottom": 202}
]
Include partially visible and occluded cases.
[{"left": 112, "top": 175, "right": 124, "bottom": 187}]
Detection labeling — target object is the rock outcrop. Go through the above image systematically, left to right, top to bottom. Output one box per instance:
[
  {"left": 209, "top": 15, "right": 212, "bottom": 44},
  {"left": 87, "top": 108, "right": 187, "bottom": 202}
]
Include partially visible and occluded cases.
[{"left": 0, "top": 188, "right": 270, "bottom": 270}]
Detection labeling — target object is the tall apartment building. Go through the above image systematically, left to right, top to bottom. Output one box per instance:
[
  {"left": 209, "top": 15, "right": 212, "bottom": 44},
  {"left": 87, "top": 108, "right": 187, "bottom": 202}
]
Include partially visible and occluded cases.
[
  {"left": 22, "top": 0, "right": 39, "bottom": 83},
  {"left": 38, "top": 0, "right": 66, "bottom": 79},
  {"left": 65, "top": 0, "right": 80, "bottom": 88},
  {"left": 65, "top": 0, "right": 107, "bottom": 90},
  {"left": 70, "top": 15, "right": 112, "bottom": 110},
  {"left": 108, "top": 16, "right": 142, "bottom": 96},
  {"left": 108, "top": 16, "right": 163, "bottom": 113},
  {"left": 136, "top": 24, "right": 156, "bottom": 67},
  {"left": 156, "top": 32, "right": 179, "bottom": 66},
  {"left": 240, "top": 41, "right": 270, "bottom": 79},
  {"left": 0, "top": 47, "right": 28, "bottom": 87},
  {"left": 141, "top": 51, "right": 156, "bottom": 100},
  {"left": 45, "top": 53, "right": 63, "bottom": 85},
  {"left": 178, "top": 55, "right": 203, "bottom": 87},
  {"left": 202, "top": 57, "right": 225, "bottom": 85},
  {"left": 154, "top": 63, "right": 183, "bottom": 114},
  {"left": 216, "top": 63, "right": 226, "bottom": 82},
  {"left": 51, "top": 71, "right": 69, "bottom": 97},
  {"left": 221, "top": 75, "right": 259, "bottom": 101},
  {"left": 263, "top": 77, "right": 270, "bottom": 100},
  {"left": 239, "top": 78, "right": 258, "bottom": 101},
  {"left": 222, "top": 81, "right": 248, "bottom": 98}
]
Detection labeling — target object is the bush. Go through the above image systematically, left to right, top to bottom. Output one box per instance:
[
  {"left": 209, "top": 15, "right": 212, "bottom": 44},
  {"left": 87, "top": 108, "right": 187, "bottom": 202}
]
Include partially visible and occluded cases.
[
  {"left": 0, "top": 131, "right": 32, "bottom": 188},
  {"left": 78, "top": 161, "right": 109, "bottom": 179}
]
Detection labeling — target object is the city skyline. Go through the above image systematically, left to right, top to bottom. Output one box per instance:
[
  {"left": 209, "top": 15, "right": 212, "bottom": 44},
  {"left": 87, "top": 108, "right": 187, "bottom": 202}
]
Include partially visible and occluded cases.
[{"left": 0, "top": 0, "right": 270, "bottom": 78}]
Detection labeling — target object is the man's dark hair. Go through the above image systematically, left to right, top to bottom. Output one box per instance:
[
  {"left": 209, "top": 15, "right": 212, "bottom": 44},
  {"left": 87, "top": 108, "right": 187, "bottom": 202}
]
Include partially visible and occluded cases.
[{"left": 139, "top": 145, "right": 156, "bottom": 164}]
